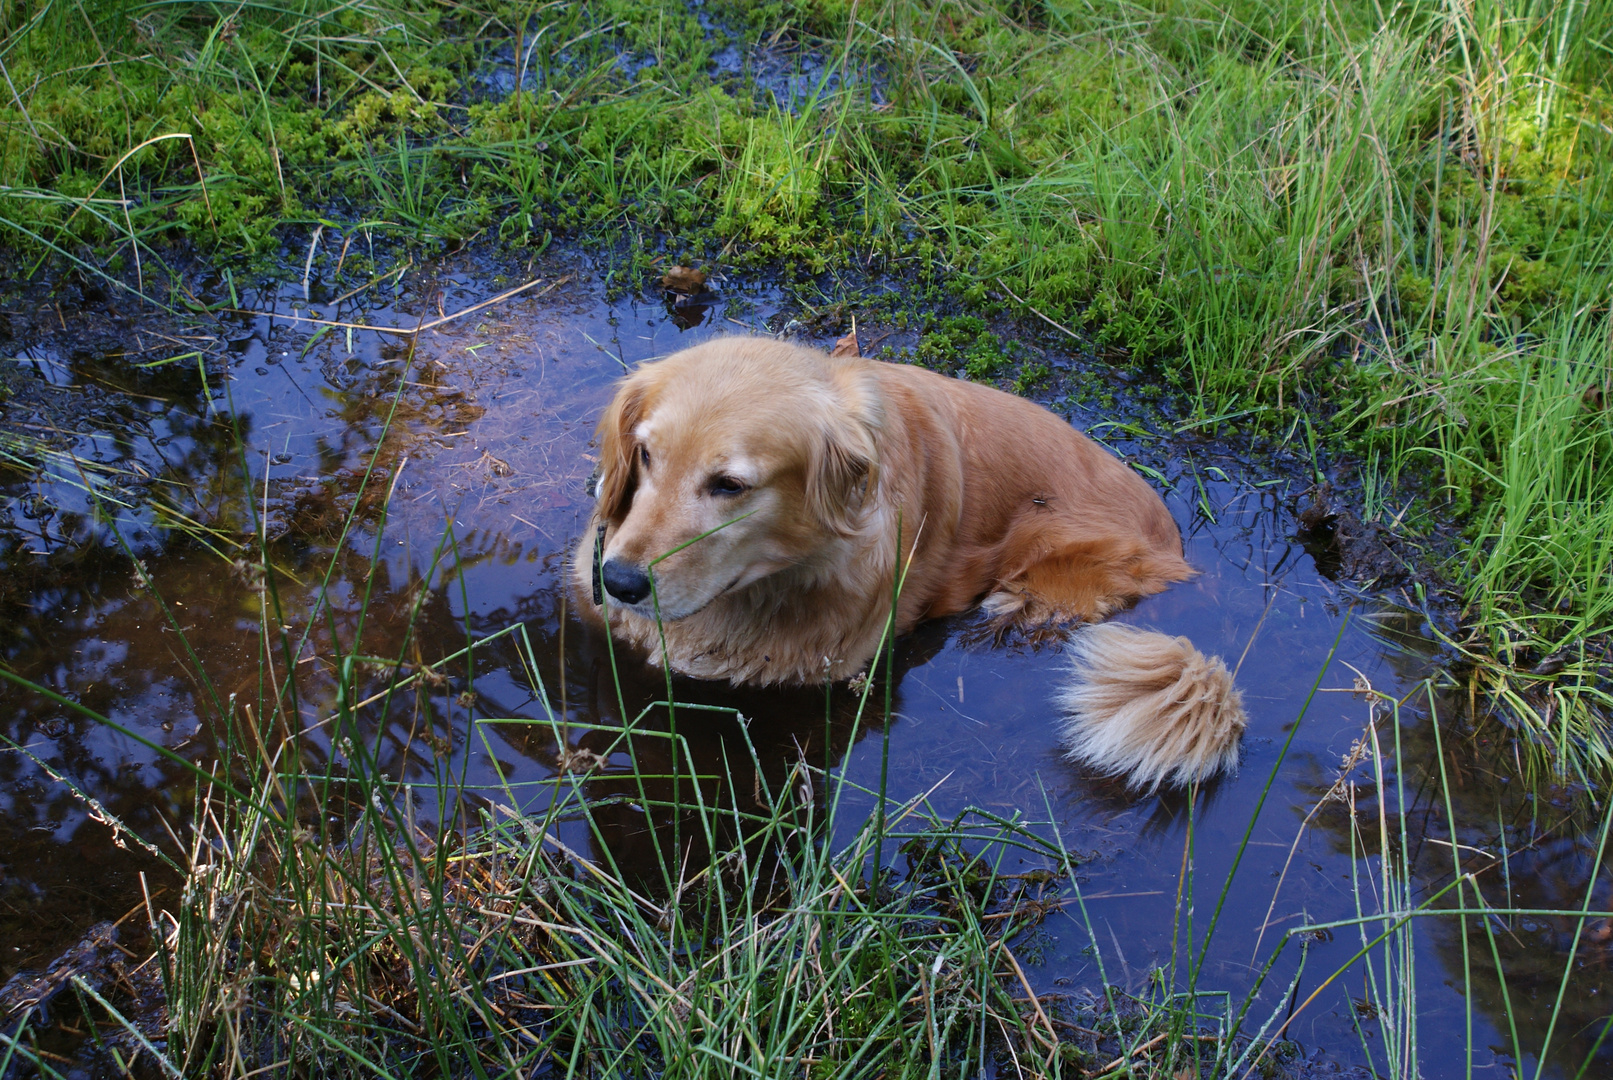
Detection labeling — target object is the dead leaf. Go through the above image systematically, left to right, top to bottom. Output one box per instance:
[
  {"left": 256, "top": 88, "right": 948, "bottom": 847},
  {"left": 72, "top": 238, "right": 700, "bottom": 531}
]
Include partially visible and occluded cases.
[
  {"left": 660, "top": 266, "right": 707, "bottom": 294},
  {"left": 831, "top": 328, "right": 860, "bottom": 357},
  {"left": 477, "top": 450, "right": 513, "bottom": 477},
  {"left": 1530, "top": 649, "right": 1571, "bottom": 677},
  {"left": 555, "top": 745, "right": 609, "bottom": 775}
]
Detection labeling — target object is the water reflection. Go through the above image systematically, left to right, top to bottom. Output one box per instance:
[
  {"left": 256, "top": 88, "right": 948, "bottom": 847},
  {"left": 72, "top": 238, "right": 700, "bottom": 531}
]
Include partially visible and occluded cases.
[{"left": 0, "top": 252, "right": 1608, "bottom": 1076}]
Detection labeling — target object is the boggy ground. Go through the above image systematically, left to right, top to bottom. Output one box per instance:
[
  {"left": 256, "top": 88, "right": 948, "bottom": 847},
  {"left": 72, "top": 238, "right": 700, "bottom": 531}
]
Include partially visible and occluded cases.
[
  {"left": 1, "top": 0, "right": 1611, "bottom": 1074},
  {"left": 0, "top": 246, "right": 1609, "bottom": 1077}
]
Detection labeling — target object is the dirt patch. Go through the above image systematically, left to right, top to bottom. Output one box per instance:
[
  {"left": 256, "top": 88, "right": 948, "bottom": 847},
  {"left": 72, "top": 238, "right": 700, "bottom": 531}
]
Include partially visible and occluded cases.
[{"left": 1293, "top": 482, "right": 1410, "bottom": 584}]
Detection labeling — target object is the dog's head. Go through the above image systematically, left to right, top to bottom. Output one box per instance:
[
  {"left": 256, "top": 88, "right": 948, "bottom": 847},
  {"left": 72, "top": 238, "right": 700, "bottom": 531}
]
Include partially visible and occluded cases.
[{"left": 588, "top": 337, "right": 882, "bottom": 621}]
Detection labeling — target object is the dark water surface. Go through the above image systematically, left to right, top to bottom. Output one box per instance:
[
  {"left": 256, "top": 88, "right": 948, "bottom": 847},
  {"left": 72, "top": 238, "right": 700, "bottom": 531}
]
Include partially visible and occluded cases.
[{"left": 2, "top": 254, "right": 1608, "bottom": 1077}]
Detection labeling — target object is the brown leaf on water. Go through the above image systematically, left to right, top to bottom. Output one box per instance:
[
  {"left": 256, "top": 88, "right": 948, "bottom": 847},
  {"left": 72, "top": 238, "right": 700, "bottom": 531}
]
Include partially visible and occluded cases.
[
  {"left": 660, "top": 266, "right": 707, "bottom": 294},
  {"left": 831, "top": 328, "right": 860, "bottom": 357},
  {"left": 477, "top": 450, "right": 512, "bottom": 477}
]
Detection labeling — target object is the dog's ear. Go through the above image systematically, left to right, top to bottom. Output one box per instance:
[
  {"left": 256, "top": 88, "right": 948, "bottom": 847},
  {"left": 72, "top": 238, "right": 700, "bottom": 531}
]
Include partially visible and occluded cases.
[
  {"left": 806, "top": 365, "right": 882, "bottom": 536},
  {"left": 594, "top": 376, "right": 649, "bottom": 522}
]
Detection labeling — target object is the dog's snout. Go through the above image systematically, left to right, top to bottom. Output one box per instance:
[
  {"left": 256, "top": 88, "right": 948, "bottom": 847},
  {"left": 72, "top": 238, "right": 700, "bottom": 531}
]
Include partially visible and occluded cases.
[{"left": 600, "top": 558, "right": 653, "bottom": 605}]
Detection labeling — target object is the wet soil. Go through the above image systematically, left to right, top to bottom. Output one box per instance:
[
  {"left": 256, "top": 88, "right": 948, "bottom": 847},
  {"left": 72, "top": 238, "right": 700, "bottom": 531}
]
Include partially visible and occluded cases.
[{"left": 2, "top": 250, "right": 1609, "bottom": 1078}]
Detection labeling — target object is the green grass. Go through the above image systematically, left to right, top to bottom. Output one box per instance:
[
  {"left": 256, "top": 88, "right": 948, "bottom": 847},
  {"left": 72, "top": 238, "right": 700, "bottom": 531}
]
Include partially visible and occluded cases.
[
  {"left": 2, "top": 1, "right": 1610, "bottom": 762},
  {"left": 0, "top": 333, "right": 1607, "bottom": 1076},
  {"left": 0, "top": 400, "right": 1108, "bottom": 1074},
  {"left": 7, "top": 457, "right": 1613, "bottom": 1076}
]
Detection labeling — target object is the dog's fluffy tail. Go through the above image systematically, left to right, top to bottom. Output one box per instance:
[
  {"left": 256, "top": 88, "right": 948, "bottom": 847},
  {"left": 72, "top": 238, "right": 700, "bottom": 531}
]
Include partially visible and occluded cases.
[{"left": 1055, "top": 624, "right": 1246, "bottom": 793}]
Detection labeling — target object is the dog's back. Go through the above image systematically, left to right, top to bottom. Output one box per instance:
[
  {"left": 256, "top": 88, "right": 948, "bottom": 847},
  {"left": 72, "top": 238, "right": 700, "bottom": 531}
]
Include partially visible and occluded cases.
[{"left": 865, "top": 362, "right": 1194, "bottom": 628}]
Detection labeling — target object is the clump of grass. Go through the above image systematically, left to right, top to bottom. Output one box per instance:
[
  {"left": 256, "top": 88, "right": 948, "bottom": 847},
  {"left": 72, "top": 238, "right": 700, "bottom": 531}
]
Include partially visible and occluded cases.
[
  {"left": 0, "top": 0, "right": 461, "bottom": 267},
  {"left": 1427, "top": 311, "right": 1613, "bottom": 781},
  {"left": 7, "top": 478, "right": 1613, "bottom": 1077},
  {"left": 0, "top": 570, "right": 1098, "bottom": 1075},
  {"left": 1314, "top": 672, "right": 1613, "bottom": 1079},
  {"left": 126, "top": 710, "right": 1105, "bottom": 1077}
]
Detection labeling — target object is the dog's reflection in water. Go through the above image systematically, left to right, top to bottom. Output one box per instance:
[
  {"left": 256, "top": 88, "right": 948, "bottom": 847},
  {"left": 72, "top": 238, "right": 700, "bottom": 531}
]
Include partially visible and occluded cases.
[{"left": 515, "top": 615, "right": 955, "bottom": 897}]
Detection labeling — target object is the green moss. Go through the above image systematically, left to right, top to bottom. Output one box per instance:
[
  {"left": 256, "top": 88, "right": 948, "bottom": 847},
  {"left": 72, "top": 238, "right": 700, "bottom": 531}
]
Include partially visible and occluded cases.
[
  {"left": 913, "top": 315, "right": 1016, "bottom": 380},
  {"left": 1013, "top": 361, "right": 1052, "bottom": 393}
]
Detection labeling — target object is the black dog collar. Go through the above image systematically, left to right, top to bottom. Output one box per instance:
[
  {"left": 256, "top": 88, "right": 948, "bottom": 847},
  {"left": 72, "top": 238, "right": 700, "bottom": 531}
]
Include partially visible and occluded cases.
[{"left": 591, "top": 522, "right": 606, "bottom": 606}]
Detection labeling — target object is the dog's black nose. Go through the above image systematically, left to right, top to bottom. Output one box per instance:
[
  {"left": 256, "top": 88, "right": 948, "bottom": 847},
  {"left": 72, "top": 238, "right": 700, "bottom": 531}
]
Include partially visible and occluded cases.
[{"left": 600, "top": 558, "right": 652, "bottom": 605}]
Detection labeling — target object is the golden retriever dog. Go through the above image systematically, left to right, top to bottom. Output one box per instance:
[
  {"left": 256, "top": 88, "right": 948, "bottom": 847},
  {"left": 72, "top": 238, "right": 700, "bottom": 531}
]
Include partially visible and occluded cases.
[{"left": 572, "top": 336, "right": 1245, "bottom": 791}]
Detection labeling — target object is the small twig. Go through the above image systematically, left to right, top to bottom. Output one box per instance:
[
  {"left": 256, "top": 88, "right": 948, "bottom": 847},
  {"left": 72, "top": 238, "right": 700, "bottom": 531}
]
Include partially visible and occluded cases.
[
  {"left": 0, "top": 54, "right": 44, "bottom": 153},
  {"left": 29, "top": 133, "right": 215, "bottom": 278},
  {"left": 302, "top": 224, "right": 325, "bottom": 300},
  {"left": 328, "top": 257, "right": 414, "bottom": 307},
  {"left": 239, "top": 274, "right": 570, "bottom": 336},
  {"left": 995, "top": 278, "right": 1083, "bottom": 343},
  {"left": 994, "top": 940, "right": 1059, "bottom": 1053},
  {"left": 1101, "top": 1031, "right": 1220, "bottom": 1072}
]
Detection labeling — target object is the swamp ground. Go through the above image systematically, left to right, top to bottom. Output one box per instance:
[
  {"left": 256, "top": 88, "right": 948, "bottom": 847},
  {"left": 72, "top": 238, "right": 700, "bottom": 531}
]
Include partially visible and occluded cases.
[{"left": 1, "top": 0, "right": 1610, "bottom": 1075}]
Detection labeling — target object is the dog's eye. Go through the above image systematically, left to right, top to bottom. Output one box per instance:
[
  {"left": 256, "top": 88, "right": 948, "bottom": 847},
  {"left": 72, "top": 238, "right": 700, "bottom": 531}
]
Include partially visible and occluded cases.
[
  {"left": 638, "top": 445, "right": 651, "bottom": 469},
  {"left": 708, "top": 475, "right": 748, "bottom": 497}
]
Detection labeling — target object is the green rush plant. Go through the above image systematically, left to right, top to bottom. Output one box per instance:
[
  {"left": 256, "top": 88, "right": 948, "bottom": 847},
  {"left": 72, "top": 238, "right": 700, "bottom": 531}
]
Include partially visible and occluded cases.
[{"left": 7, "top": 411, "right": 1613, "bottom": 1076}]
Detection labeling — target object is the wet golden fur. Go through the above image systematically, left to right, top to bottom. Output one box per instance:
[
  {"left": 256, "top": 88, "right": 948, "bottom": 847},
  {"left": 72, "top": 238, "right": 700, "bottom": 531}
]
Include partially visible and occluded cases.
[{"left": 573, "top": 336, "right": 1246, "bottom": 788}]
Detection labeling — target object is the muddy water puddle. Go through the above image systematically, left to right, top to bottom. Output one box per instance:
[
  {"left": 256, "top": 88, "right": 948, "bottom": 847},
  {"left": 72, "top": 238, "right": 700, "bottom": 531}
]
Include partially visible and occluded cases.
[{"left": 2, "top": 255, "right": 1609, "bottom": 1077}]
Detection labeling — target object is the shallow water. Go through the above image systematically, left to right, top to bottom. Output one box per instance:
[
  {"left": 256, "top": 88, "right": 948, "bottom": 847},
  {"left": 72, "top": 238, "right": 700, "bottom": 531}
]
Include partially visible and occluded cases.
[{"left": 2, "top": 253, "right": 1608, "bottom": 1077}]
